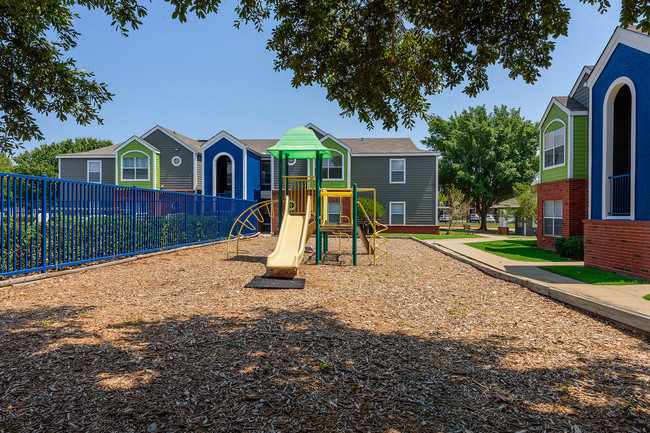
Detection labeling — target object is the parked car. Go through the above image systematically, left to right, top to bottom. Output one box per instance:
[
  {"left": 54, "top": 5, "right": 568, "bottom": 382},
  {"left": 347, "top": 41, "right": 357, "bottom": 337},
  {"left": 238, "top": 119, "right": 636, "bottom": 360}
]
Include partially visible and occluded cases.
[
  {"left": 439, "top": 214, "right": 452, "bottom": 222},
  {"left": 467, "top": 214, "right": 480, "bottom": 223},
  {"left": 485, "top": 214, "right": 496, "bottom": 223}
]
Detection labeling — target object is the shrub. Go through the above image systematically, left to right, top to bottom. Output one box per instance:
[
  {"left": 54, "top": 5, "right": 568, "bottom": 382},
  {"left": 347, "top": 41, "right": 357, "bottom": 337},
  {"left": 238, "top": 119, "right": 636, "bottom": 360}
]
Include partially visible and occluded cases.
[
  {"left": 357, "top": 197, "right": 385, "bottom": 221},
  {"left": 555, "top": 236, "right": 584, "bottom": 260}
]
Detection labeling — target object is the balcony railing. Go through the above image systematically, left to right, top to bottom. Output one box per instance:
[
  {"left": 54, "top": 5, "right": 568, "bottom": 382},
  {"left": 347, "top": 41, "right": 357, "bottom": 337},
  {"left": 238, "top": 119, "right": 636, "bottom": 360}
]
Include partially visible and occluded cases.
[{"left": 608, "top": 174, "right": 631, "bottom": 216}]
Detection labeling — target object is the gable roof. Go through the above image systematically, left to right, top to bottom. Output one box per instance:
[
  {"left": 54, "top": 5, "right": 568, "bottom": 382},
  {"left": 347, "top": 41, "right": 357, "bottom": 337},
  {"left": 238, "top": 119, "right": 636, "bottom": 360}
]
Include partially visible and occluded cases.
[
  {"left": 587, "top": 26, "right": 650, "bottom": 88},
  {"left": 569, "top": 65, "right": 593, "bottom": 98},
  {"left": 553, "top": 96, "right": 587, "bottom": 112},
  {"left": 156, "top": 126, "right": 202, "bottom": 153},
  {"left": 242, "top": 137, "right": 437, "bottom": 156},
  {"left": 339, "top": 138, "right": 435, "bottom": 155},
  {"left": 56, "top": 143, "right": 121, "bottom": 158}
]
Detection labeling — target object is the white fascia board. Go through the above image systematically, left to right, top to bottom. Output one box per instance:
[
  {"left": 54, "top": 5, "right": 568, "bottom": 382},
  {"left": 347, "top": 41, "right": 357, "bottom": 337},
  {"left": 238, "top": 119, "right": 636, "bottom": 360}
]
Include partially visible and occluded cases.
[
  {"left": 586, "top": 27, "right": 650, "bottom": 87},
  {"left": 569, "top": 66, "right": 593, "bottom": 97},
  {"left": 541, "top": 98, "right": 571, "bottom": 124},
  {"left": 569, "top": 111, "right": 589, "bottom": 116},
  {"left": 304, "top": 123, "right": 328, "bottom": 137},
  {"left": 142, "top": 125, "right": 198, "bottom": 155},
  {"left": 200, "top": 130, "right": 263, "bottom": 157},
  {"left": 320, "top": 134, "right": 353, "bottom": 153},
  {"left": 115, "top": 136, "right": 160, "bottom": 154},
  {"left": 352, "top": 153, "right": 439, "bottom": 157},
  {"left": 55, "top": 155, "right": 115, "bottom": 159}
]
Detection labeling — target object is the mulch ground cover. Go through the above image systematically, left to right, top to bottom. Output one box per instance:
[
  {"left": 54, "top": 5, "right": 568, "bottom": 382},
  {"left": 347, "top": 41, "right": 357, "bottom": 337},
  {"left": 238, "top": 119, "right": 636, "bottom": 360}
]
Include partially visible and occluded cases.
[{"left": 0, "top": 236, "right": 648, "bottom": 432}]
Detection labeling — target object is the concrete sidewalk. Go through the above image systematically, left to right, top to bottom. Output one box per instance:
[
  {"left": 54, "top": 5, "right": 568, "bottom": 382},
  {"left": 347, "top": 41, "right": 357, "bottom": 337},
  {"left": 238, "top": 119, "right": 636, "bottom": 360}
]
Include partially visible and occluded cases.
[{"left": 423, "top": 234, "right": 650, "bottom": 333}]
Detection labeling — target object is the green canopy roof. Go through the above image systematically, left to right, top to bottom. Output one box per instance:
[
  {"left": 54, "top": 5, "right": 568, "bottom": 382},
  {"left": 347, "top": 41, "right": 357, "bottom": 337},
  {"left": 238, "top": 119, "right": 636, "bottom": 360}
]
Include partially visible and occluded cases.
[{"left": 266, "top": 127, "right": 332, "bottom": 159}]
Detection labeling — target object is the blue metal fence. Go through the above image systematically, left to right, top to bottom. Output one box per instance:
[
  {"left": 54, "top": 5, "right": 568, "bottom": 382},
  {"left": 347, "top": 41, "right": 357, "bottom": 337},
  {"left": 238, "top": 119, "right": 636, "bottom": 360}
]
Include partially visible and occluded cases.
[
  {"left": 0, "top": 172, "right": 256, "bottom": 278},
  {"left": 608, "top": 174, "right": 631, "bottom": 216}
]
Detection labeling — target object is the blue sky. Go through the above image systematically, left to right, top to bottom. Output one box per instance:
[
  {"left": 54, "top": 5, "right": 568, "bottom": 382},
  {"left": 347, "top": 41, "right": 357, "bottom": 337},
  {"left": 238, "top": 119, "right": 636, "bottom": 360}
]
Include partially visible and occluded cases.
[{"left": 26, "top": 0, "right": 623, "bottom": 151}]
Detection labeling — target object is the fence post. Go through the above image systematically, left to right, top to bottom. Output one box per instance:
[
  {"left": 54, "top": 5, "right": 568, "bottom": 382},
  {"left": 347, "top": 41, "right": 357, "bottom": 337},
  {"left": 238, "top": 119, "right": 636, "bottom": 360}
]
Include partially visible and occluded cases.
[
  {"left": 41, "top": 175, "right": 47, "bottom": 272},
  {"left": 132, "top": 186, "right": 137, "bottom": 252},
  {"left": 184, "top": 192, "right": 188, "bottom": 244}
]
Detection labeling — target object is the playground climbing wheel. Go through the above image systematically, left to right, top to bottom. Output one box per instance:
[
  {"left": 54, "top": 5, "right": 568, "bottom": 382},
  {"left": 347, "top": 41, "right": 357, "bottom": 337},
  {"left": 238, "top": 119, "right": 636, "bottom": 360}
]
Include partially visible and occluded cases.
[{"left": 226, "top": 199, "right": 277, "bottom": 258}]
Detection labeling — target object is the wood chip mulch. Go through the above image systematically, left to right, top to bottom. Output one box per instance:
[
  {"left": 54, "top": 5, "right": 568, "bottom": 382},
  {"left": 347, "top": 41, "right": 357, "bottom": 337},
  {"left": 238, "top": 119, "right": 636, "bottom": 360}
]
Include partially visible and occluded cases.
[{"left": 0, "top": 236, "right": 648, "bottom": 432}]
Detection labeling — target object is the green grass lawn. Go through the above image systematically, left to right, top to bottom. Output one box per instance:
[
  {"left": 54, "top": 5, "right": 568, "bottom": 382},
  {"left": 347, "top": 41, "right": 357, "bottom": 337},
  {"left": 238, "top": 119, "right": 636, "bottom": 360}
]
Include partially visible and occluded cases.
[
  {"left": 386, "top": 231, "right": 484, "bottom": 240},
  {"left": 466, "top": 239, "right": 569, "bottom": 262},
  {"left": 539, "top": 266, "right": 649, "bottom": 285}
]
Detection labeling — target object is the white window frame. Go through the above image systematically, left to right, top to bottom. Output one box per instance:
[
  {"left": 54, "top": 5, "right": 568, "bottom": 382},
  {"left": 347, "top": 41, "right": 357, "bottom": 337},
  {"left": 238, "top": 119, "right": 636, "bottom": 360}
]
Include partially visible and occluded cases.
[
  {"left": 542, "top": 121, "right": 566, "bottom": 170},
  {"left": 322, "top": 150, "right": 344, "bottom": 181},
  {"left": 120, "top": 151, "right": 150, "bottom": 182},
  {"left": 389, "top": 158, "right": 406, "bottom": 184},
  {"left": 87, "top": 160, "right": 102, "bottom": 184},
  {"left": 543, "top": 200, "right": 563, "bottom": 237},
  {"left": 389, "top": 201, "right": 406, "bottom": 225}
]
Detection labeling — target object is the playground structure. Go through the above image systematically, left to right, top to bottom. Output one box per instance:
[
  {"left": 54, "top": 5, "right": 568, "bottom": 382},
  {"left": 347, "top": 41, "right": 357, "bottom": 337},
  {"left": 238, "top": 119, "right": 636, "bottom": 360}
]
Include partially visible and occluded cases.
[{"left": 226, "top": 127, "right": 388, "bottom": 273}]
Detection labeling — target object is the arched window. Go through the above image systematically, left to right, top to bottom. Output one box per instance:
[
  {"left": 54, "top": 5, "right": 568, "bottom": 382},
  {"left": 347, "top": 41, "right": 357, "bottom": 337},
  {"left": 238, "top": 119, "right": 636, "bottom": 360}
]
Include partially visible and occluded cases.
[
  {"left": 603, "top": 77, "right": 635, "bottom": 217},
  {"left": 543, "top": 121, "right": 565, "bottom": 169},
  {"left": 121, "top": 151, "right": 150, "bottom": 181},
  {"left": 214, "top": 153, "right": 234, "bottom": 197}
]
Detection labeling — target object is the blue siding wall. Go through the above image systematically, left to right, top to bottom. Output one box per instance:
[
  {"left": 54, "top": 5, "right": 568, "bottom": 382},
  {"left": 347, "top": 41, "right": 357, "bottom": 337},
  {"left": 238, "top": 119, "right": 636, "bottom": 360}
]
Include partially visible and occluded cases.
[
  {"left": 591, "top": 44, "right": 650, "bottom": 220},
  {"left": 202, "top": 138, "right": 244, "bottom": 199},
  {"left": 247, "top": 152, "right": 261, "bottom": 201}
]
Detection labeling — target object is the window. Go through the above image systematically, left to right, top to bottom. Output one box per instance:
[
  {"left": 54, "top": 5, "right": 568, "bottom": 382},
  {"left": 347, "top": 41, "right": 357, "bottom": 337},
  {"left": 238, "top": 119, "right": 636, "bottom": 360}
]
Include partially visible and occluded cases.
[
  {"left": 543, "top": 125, "right": 565, "bottom": 168},
  {"left": 322, "top": 151, "right": 343, "bottom": 180},
  {"left": 122, "top": 155, "right": 149, "bottom": 181},
  {"left": 171, "top": 155, "right": 182, "bottom": 167},
  {"left": 288, "top": 158, "right": 297, "bottom": 166},
  {"left": 390, "top": 159, "right": 406, "bottom": 184},
  {"left": 261, "top": 160, "right": 271, "bottom": 189},
  {"left": 87, "top": 161, "right": 102, "bottom": 183},
  {"left": 543, "top": 200, "right": 562, "bottom": 237},
  {"left": 327, "top": 201, "right": 340, "bottom": 223},
  {"left": 389, "top": 202, "right": 406, "bottom": 225}
]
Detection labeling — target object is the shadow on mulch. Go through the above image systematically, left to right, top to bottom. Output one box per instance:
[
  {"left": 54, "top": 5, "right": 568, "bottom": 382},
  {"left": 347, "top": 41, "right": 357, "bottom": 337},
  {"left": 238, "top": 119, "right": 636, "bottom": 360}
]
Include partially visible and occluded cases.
[
  {"left": 225, "top": 255, "right": 268, "bottom": 264},
  {"left": 0, "top": 306, "right": 648, "bottom": 432}
]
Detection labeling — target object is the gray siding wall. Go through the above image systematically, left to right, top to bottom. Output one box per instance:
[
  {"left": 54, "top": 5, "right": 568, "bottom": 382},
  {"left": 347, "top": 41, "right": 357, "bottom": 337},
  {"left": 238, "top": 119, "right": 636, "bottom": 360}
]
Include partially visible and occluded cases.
[
  {"left": 573, "top": 75, "right": 590, "bottom": 108},
  {"left": 144, "top": 130, "right": 195, "bottom": 191},
  {"left": 351, "top": 156, "right": 437, "bottom": 225},
  {"left": 59, "top": 158, "right": 116, "bottom": 185},
  {"left": 272, "top": 158, "right": 308, "bottom": 189}
]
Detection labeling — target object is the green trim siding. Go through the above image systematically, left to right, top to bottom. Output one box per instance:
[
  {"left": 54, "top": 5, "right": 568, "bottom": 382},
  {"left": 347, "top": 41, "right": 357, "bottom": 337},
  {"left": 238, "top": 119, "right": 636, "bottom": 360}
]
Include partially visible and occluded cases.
[
  {"left": 540, "top": 105, "right": 568, "bottom": 183},
  {"left": 572, "top": 115, "right": 588, "bottom": 179},
  {"left": 318, "top": 137, "right": 349, "bottom": 188},
  {"left": 116, "top": 140, "right": 157, "bottom": 189}
]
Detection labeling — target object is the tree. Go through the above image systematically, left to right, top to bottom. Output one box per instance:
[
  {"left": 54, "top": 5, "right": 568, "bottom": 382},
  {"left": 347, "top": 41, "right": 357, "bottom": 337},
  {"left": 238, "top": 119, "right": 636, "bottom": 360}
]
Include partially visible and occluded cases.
[
  {"left": 1, "top": 1, "right": 646, "bottom": 152},
  {"left": 424, "top": 105, "right": 538, "bottom": 231},
  {"left": 12, "top": 137, "right": 112, "bottom": 178},
  {"left": 0, "top": 154, "right": 13, "bottom": 173},
  {"left": 507, "top": 182, "right": 538, "bottom": 225},
  {"left": 438, "top": 186, "right": 469, "bottom": 235}
]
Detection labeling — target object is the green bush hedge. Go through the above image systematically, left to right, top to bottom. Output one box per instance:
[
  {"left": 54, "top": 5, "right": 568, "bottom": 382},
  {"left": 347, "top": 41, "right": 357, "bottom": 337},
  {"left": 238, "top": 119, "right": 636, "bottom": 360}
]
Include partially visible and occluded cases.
[{"left": 554, "top": 236, "right": 584, "bottom": 260}]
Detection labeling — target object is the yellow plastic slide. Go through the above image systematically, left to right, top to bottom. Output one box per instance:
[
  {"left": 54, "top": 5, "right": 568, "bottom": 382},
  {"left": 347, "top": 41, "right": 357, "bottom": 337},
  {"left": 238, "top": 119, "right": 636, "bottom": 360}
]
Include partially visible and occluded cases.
[{"left": 267, "top": 196, "right": 313, "bottom": 270}]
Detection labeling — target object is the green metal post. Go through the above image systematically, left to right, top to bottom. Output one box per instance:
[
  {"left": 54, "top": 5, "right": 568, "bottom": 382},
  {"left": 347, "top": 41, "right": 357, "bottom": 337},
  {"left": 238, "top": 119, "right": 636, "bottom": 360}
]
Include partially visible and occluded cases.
[
  {"left": 278, "top": 152, "right": 283, "bottom": 231},
  {"left": 315, "top": 152, "right": 321, "bottom": 264},
  {"left": 353, "top": 183, "right": 357, "bottom": 266}
]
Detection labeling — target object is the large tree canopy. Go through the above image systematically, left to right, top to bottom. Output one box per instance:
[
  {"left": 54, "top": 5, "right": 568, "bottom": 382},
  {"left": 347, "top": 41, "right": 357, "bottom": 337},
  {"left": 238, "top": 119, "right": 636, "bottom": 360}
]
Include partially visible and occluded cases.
[
  {"left": 0, "top": 0, "right": 645, "bottom": 152},
  {"left": 424, "top": 105, "right": 538, "bottom": 231},
  {"left": 12, "top": 137, "right": 112, "bottom": 178}
]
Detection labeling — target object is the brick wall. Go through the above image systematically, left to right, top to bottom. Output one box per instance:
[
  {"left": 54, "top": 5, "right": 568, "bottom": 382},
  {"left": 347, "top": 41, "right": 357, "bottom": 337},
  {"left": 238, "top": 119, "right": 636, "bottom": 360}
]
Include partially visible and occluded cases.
[
  {"left": 536, "top": 179, "right": 588, "bottom": 250},
  {"left": 270, "top": 190, "right": 438, "bottom": 234},
  {"left": 584, "top": 219, "right": 650, "bottom": 280}
]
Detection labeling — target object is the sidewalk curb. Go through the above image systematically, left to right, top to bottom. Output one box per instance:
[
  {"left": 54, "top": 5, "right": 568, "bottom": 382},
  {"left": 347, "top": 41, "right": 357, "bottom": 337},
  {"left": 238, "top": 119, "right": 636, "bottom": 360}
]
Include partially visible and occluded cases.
[
  {"left": 0, "top": 234, "right": 259, "bottom": 289},
  {"left": 412, "top": 238, "right": 650, "bottom": 335}
]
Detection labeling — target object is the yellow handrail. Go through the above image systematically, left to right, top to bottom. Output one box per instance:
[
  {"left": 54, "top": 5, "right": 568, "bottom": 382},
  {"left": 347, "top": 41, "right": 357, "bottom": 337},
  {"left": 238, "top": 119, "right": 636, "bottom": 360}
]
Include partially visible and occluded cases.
[
  {"left": 226, "top": 199, "right": 277, "bottom": 258},
  {"left": 357, "top": 201, "right": 389, "bottom": 265}
]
